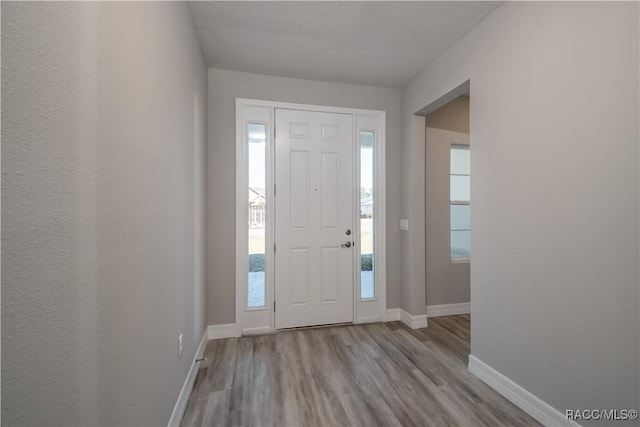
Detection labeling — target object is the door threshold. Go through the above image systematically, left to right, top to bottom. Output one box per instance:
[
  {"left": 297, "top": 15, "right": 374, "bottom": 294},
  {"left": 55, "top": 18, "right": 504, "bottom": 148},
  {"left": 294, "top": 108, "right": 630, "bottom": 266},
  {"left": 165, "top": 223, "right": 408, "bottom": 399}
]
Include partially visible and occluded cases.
[{"left": 276, "top": 322, "right": 353, "bottom": 332}]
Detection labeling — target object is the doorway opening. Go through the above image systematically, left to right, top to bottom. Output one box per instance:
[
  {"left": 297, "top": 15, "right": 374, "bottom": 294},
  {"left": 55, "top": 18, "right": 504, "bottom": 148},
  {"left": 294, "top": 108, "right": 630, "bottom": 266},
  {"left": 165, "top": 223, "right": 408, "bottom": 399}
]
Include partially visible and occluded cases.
[
  {"left": 420, "top": 80, "right": 471, "bottom": 320},
  {"left": 235, "top": 99, "right": 386, "bottom": 336}
]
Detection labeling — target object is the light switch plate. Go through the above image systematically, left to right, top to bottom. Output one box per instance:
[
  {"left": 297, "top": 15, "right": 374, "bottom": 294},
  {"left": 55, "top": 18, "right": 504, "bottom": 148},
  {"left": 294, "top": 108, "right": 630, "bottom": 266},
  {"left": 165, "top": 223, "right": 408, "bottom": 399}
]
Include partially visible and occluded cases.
[{"left": 400, "top": 219, "right": 409, "bottom": 231}]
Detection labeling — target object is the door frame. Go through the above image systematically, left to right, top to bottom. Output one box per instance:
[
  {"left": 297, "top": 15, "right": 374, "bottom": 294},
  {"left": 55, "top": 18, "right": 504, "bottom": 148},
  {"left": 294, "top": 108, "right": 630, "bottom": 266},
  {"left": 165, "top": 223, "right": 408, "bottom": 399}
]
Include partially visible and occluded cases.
[{"left": 235, "top": 98, "right": 386, "bottom": 336}]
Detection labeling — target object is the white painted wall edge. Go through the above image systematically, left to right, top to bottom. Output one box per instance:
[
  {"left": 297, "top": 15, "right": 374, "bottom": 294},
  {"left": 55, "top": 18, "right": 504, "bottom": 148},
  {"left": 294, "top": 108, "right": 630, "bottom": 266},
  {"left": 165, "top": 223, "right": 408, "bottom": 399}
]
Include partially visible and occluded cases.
[
  {"left": 426, "top": 302, "right": 470, "bottom": 317},
  {"left": 167, "top": 330, "right": 208, "bottom": 427},
  {"left": 468, "top": 355, "right": 581, "bottom": 427}
]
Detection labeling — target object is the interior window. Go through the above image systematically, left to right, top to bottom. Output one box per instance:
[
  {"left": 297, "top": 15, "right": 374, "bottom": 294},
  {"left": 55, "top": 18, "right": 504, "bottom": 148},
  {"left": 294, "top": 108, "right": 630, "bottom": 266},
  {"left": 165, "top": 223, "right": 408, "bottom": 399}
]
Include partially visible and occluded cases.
[{"left": 450, "top": 145, "right": 470, "bottom": 260}]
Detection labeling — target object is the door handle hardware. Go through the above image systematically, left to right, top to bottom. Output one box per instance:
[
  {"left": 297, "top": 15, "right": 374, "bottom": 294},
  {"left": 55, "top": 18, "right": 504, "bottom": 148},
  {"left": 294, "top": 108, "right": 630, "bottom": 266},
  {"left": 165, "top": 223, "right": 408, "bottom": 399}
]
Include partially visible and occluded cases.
[
  {"left": 345, "top": 229, "right": 351, "bottom": 235},
  {"left": 341, "top": 241, "right": 352, "bottom": 248}
]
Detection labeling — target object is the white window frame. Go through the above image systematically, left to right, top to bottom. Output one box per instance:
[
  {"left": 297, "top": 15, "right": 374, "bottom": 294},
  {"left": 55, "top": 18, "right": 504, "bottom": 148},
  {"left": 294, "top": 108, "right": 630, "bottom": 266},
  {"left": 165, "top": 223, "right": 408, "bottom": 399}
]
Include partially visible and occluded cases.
[
  {"left": 235, "top": 99, "right": 387, "bottom": 336},
  {"left": 450, "top": 144, "right": 470, "bottom": 263}
]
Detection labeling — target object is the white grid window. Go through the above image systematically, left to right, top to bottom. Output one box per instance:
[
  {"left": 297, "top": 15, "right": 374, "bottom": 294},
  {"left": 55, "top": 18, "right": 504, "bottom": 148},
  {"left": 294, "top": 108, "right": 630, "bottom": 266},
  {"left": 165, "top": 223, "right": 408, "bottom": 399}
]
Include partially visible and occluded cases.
[{"left": 450, "top": 145, "right": 470, "bottom": 260}]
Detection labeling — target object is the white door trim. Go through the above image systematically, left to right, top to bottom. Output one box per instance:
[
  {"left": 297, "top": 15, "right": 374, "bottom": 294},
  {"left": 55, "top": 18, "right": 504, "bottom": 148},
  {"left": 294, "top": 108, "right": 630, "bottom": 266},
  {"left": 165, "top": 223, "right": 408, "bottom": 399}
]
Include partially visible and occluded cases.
[{"left": 235, "top": 98, "right": 386, "bottom": 336}]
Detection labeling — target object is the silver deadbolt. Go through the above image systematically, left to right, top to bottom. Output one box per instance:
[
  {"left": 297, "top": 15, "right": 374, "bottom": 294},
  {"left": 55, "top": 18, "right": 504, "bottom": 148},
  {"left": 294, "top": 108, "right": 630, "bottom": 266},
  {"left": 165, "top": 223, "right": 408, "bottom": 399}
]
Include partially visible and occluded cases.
[
  {"left": 345, "top": 229, "right": 352, "bottom": 235},
  {"left": 341, "top": 241, "right": 352, "bottom": 248}
]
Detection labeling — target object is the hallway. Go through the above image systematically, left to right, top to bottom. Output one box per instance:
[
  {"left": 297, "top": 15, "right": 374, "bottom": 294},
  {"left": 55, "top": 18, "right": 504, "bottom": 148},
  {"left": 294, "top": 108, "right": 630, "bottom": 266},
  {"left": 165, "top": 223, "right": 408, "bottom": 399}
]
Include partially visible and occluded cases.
[{"left": 2, "top": 2, "right": 638, "bottom": 425}]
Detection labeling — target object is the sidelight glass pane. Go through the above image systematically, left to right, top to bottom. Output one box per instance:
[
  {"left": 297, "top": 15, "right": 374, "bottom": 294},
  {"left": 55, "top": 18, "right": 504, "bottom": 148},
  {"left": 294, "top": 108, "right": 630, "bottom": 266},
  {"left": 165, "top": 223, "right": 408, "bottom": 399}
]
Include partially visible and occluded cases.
[
  {"left": 248, "top": 123, "right": 266, "bottom": 308},
  {"left": 360, "top": 131, "right": 375, "bottom": 299}
]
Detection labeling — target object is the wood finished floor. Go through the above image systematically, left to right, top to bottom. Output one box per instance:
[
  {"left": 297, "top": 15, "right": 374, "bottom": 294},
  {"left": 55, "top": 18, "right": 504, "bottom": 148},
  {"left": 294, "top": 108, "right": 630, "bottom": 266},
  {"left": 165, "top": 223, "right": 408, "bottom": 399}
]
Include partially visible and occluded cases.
[{"left": 181, "top": 315, "right": 540, "bottom": 427}]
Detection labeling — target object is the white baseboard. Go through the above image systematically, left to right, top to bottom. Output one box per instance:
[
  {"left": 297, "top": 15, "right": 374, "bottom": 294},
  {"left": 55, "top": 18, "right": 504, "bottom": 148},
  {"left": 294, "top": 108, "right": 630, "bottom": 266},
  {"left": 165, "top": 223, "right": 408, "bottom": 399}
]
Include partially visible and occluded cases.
[
  {"left": 426, "top": 302, "right": 470, "bottom": 317},
  {"left": 385, "top": 308, "right": 401, "bottom": 321},
  {"left": 385, "top": 308, "right": 428, "bottom": 329},
  {"left": 401, "top": 309, "right": 428, "bottom": 329},
  {"left": 210, "top": 310, "right": 427, "bottom": 338},
  {"left": 207, "top": 323, "right": 237, "bottom": 340},
  {"left": 207, "top": 323, "right": 272, "bottom": 338},
  {"left": 168, "top": 330, "right": 208, "bottom": 427},
  {"left": 468, "top": 355, "right": 580, "bottom": 427}
]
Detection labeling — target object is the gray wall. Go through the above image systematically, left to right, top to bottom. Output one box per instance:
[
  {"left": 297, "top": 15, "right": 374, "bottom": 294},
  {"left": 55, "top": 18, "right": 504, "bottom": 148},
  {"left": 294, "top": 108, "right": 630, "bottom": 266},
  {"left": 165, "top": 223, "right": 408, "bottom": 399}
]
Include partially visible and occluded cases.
[
  {"left": 1, "top": 2, "right": 207, "bottom": 425},
  {"left": 402, "top": 2, "right": 639, "bottom": 424},
  {"left": 208, "top": 68, "right": 402, "bottom": 325},
  {"left": 425, "top": 96, "right": 470, "bottom": 307}
]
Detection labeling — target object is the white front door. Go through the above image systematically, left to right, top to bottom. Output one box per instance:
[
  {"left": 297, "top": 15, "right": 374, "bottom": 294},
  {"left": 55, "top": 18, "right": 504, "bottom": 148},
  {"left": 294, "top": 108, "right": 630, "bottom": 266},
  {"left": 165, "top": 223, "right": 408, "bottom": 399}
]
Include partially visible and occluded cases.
[{"left": 274, "top": 109, "right": 354, "bottom": 329}]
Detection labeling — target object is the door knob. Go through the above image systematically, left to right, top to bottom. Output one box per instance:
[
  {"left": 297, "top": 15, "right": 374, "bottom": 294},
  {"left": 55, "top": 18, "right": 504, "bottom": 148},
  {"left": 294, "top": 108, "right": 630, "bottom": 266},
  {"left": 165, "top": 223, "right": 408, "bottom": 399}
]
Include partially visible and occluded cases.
[{"left": 341, "top": 241, "right": 352, "bottom": 248}]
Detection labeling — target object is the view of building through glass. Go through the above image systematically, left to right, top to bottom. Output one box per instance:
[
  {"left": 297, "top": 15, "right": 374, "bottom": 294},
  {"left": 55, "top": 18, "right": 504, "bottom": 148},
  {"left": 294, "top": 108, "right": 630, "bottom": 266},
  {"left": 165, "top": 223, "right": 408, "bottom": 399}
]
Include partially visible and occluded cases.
[
  {"left": 248, "top": 123, "right": 266, "bottom": 307},
  {"left": 248, "top": 127, "right": 377, "bottom": 303},
  {"left": 360, "top": 131, "right": 375, "bottom": 299}
]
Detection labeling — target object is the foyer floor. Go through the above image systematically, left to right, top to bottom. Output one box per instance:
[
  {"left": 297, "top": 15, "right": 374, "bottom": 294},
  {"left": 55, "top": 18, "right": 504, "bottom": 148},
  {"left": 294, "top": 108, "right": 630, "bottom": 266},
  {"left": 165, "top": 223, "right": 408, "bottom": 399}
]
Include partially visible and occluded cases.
[{"left": 181, "top": 315, "right": 540, "bottom": 426}]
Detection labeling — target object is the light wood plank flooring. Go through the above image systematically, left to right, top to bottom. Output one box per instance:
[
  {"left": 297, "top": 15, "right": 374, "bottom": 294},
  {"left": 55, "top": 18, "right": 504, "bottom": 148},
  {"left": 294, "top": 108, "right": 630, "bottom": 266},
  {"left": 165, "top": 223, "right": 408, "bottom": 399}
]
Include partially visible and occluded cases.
[{"left": 181, "top": 315, "right": 540, "bottom": 426}]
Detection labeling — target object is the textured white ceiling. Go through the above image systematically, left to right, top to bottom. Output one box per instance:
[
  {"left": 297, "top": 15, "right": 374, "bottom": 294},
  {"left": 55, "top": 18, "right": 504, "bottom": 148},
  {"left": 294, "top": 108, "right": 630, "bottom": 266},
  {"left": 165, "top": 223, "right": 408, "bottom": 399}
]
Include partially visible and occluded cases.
[{"left": 188, "top": 1, "right": 502, "bottom": 88}]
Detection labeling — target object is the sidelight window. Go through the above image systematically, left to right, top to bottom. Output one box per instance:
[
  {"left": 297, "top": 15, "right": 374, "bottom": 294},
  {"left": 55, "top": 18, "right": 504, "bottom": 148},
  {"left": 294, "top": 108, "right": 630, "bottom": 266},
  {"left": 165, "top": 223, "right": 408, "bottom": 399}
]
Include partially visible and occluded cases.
[
  {"left": 248, "top": 123, "right": 267, "bottom": 307},
  {"left": 360, "top": 131, "right": 375, "bottom": 299}
]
